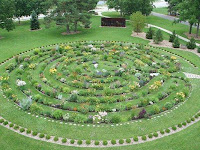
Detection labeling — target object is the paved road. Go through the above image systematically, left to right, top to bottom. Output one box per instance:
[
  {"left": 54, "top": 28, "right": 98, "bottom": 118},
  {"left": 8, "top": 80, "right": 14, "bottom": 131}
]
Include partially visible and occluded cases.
[{"left": 151, "top": 12, "right": 193, "bottom": 27}]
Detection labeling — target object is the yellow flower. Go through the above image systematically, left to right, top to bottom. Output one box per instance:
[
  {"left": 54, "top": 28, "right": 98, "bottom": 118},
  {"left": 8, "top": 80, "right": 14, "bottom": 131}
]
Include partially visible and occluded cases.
[
  {"left": 64, "top": 45, "right": 72, "bottom": 50},
  {"left": 171, "top": 56, "right": 177, "bottom": 60},
  {"left": 29, "top": 64, "right": 36, "bottom": 69},
  {"left": 49, "top": 68, "right": 57, "bottom": 74},
  {"left": 176, "top": 92, "right": 185, "bottom": 98}
]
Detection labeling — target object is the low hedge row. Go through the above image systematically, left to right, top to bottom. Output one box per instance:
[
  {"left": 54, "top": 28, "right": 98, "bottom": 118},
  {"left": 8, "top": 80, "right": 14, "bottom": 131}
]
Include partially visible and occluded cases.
[{"left": 0, "top": 112, "right": 199, "bottom": 146}]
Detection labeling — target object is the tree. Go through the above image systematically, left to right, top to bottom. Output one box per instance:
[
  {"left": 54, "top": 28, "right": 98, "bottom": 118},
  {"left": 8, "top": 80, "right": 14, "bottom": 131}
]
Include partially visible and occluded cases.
[
  {"left": 0, "top": 0, "right": 15, "bottom": 34},
  {"left": 14, "top": 0, "right": 30, "bottom": 24},
  {"left": 45, "top": 0, "right": 98, "bottom": 34},
  {"left": 30, "top": 10, "right": 40, "bottom": 30},
  {"left": 130, "top": 12, "right": 146, "bottom": 34},
  {"left": 146, "top": 27, "right": 154, "bottom": 39},
  {"left": 153, "top": 30, "right": 163, "bottom": 44},
  {"left": 169, "top": 30, "right": 176, "bottom": 42},
  {"left": 173, "top": 37, "right": 180, "bottom": 48},
  {"left": 186, "top": 38, "right": 196, "bottom": 49}
]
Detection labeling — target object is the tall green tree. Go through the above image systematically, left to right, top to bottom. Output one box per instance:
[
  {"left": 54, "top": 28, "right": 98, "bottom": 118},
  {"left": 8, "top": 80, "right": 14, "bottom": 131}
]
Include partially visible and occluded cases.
[
  {"left": 0, "top": 0, "right": 15, "bottom": 35},
  {"left": 14, "top": 0, "right": 30, "bottom": 24},
  {"left": 45, "top": 0, "right": 98, "bottom": 34},
  {"left": 130, "top": 12, "right": 146, "bottom": 34}
]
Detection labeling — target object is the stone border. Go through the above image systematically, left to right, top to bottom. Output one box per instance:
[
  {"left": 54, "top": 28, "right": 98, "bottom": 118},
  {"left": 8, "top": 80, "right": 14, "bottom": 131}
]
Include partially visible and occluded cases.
[{"left": 0, "top": 111, "right": 200, "bottom": 148}]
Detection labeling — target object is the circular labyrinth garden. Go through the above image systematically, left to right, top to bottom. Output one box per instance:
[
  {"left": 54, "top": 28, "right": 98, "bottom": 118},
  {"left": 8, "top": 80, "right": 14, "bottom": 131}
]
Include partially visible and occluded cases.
[{"left": 0, "top": 41, "right": 200, "bottom": 147}]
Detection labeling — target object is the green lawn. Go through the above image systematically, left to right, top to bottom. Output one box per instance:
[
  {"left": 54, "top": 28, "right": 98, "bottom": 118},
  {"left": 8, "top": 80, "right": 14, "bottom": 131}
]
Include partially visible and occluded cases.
[
  {"left": 153, "top": 7, "right": 168, "bottom": 15},
  {"left": 102, "top": 12, "right": 200, "bottom": 44},
  {"left": 0, "top": 15, "right": 200, "bottom": 149}
]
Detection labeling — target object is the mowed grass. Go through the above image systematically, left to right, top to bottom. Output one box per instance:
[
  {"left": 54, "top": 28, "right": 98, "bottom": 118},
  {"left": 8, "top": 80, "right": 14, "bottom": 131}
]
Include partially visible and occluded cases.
[
  {"left": 153, "top": 7, "right": 168, "bottom": 15},
  {"left": 0, "top": 15, "right": 200, "bottom": 149}
]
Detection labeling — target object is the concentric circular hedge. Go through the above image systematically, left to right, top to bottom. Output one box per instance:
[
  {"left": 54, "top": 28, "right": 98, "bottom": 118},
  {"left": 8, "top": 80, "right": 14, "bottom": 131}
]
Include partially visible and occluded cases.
[{"left": 0, "top": 41, "right": 191, "bottom": 124}]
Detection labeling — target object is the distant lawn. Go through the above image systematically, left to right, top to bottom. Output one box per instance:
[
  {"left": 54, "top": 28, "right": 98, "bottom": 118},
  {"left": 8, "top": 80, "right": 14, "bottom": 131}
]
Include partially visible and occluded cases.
[{"left": 153, "top": 7, "right": 168, "bottom": 15}]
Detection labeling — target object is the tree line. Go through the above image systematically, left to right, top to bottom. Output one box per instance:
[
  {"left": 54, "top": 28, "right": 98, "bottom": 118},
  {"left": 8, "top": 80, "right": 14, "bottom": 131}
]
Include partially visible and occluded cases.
[{"left": 0, "top": 0, "right": 98, "bottom": 34}]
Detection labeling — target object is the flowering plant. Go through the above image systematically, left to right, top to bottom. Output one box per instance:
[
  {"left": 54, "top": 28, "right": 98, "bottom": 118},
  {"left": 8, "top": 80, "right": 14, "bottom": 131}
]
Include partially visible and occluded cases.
[
  {"left": 49, "top": 68, "right": 57, "bottom": 74},
  {"left": 16, "top": 80, "right": 26, "bottom": 87}
]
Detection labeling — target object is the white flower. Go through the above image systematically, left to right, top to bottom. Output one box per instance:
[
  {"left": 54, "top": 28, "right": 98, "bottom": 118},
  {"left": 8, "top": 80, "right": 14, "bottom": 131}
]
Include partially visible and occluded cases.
[
  {"left": 88, "top": 44, "right": 93, "bottom": 48},
  {"left": 91, "top": 47, "right": 97, "bottom": 51},
  {"left": 152, "top": 62, "right": 157, "bottom": 65},
  {"left": 94, "top": 64, "right": 98, "bottom": 69},
  {"left": 19, "top": 65, "right": 24, "bottom": 70},
  {"left": 119, "top": 68, "right": 125, "bottom": 72},
  {"left": 102, "top": 69, "right": 107, "bottom": 72},
  {"left": 150, "top": 73, "right": 160, "bottom": 77},
  {"left": 60, "top": 78, "right": 66, "bottom": 83},
  {"left": 16, "top": 80, "right": 26, "bottom": 87},
  {"left": 71, "top": 90, "right": 78, "bottom": 94},
  {"left": 149, "top": 101, "right": 154, "bottom": 105},
  {"left": 112, "top": 109, "right": 117, "bottom": 112},
  {"left": 99, "top": 111, "right": 108, "bottom": 117}
]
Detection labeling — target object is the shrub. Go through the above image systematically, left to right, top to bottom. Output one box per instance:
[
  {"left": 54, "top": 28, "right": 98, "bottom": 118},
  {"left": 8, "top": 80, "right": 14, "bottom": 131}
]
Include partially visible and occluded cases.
[
  {"left": 30, "top": 10, "right": 40, "bottom": 30},
  {"left": 130, "top": 11, "right": 146, "bottom": 33},
  {"left": 146, "top": 27, "right": 154, "bottom": 39},
  {"left": 153, "top": 30, "right": 163, "bottom": 44},
  {"left": 169, "top": 30, "right": 176, "bottom": 42},
  {"left": 173, "top": 37, "right": 180, "bottom": 48},
  {"left": 186, "top": 38, "right": 196, "bottom": 49},
  {"left": 198, "top": 47, "right": 200, "bottom": 53},
  {"left": 20, "top": 97, "right": 32, "bottom": 110},
  {"left": 164, "top": 102, "right": 173, "bottom": 110},
  {"left": 30, "top": 103, "right": 43, "bottom": 114},
  {"left": 138, "top": 108, "right": 147, "bottom": 119},
  {"left": 52, "top": 110, "right": 63, "bottom": 120},
  {"left": 109, "top": 115, "right": 121, "bottom": 123},
  {"left": 195, "top": 115, "right": 199, "bottom": 118},
  {"left": 191, "top": 117, "right": 195, "bottom": 121},
  {"left": 0, "top": 119, "right": 4, "bottom": 123},
  {"left": 187, "top": 119, "right": 191, "bottom": 123},
  {"left": 3, "top": 121, "right": 8, "bottom": 125},
  {"left": 182, "top": 122, "right": 187, "bottom": 126},
  {"left": 9, "top": 123, "right": 14, "bottom": 128},
  {"left": 178, "top": 124, "right": 182, "bottom": 128},
  {"left": 14, "top": 125, "right": 19, "bottom": 130},
  {"left": 172, "top": 126, "right": 177, "bottom": 131},
  {"left": 20, "top": 128, "right": 25, "bottom": 133},
  {"left": 26, "top": 129, "right": 31, "bottom": 134},
  {"left": 165, "top": 129, "right": 170, "bottom": 133},
  {"left": 160, "top": 130, "right": 165, "bottom": 135},
  {"left": 32, "top": 131, "right": 38, "bottom": 136},
  {"left": 153, "top": 132, "right": 158, "bottom": 137},
  {"left": 39, "top": 133, "right": 45, "bottom": 138},
  {"left": 148, "top": 134, "right": 153, "bottom": 138},
  {"left": 46, "top": 135, "right": 51, "bottom": 140},
  {"left": 142, "top": 135, "right": 147, "bottom": 141},
  {"left": 133, "top": 136, "right": 138, "bottom": 142},
  {"left": 54, "top": 137, "right": 59, "bottom": 142},
  {"left": 62, "top": 138, "right": 67, "bottom": 143},
  {"left": 126, "top": 138, "right": 131, "bottom": 143},
  {"left": 70, "top": 139, "right": 75, "bottom": 144},
  {"left": 111, "top": 139, "right": 116, "bottom": 145},
  {"left": 119, "top": 139, "right": 124, "bottom": 144},
  {"left": 77, "top": 140, "right": 82, "bottom": 145},
  {"left": 86, "top": 140, "right": 91, "bottom": 145},
  {"left": 103, "top": 140, "right": 108, "bottom": 145},
  {"left": 94, "top": 141, "right": 99, "bottom": 145}
]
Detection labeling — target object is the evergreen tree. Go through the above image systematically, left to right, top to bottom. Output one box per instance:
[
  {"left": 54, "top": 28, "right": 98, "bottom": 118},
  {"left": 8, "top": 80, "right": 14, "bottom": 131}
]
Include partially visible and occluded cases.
[
  {"left": 30, "top": 10, "right": 40, "bottom": 30},
  {"left": 146, "top": 27, "right": 154, "bottom": 39},
  {"left": 153, "top": 30, "right": 163, "bottom": 44},
  {"left": 169, "top": 30, "right": 176, "bottom": 42},
  {"left": 173, "top": 37, "right": 180, "bottom": 48},
  {"left": 186, "top": 38, "right": 197, "bottom": 49}
]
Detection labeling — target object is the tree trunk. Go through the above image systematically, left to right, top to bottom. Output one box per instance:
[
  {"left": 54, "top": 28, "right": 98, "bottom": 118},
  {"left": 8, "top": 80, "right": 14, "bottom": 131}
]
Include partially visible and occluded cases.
[
  {"left": 120, "top": 11, "right": 122, "bottom": 17},
  {"left": 18, "top": 18, "right": 21, "bottom": 24},
  {"left": 196, "top": 20, "right": 200, "bottom": 38},
  {"left": 74, "top": 21, "right": 78, "bottom": 32},
  {"left": 189, "top": 23, "right": 193, "bottom": 34},
  {"left": 66, "top": 24, "right": 70, "bottom": 33}
]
